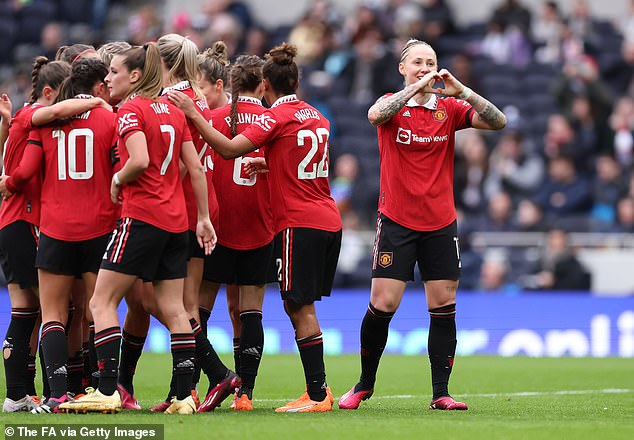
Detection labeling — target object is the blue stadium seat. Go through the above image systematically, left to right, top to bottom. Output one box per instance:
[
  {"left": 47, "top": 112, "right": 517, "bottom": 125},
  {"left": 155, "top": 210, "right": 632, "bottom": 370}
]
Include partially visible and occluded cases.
[
  {"left": 16, "top": 0, "right": 58, "bottom": 45},
  {"left": 0, "top": 17, "right": 16, "bottom": 64}
]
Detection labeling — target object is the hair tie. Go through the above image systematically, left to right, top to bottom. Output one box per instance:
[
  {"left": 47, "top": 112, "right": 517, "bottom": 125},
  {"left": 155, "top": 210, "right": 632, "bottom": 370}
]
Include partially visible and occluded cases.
[{"left": 72, "top": 49, "right": 97, "bottom": 65}]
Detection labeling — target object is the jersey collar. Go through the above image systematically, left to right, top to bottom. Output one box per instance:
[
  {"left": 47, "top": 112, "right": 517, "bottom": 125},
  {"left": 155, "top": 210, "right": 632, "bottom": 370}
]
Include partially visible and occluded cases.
[
  {"left": 161, "top": 80, "right": 191, "bottom": 94},
  {"left": 270, "top": 94, "right": 298, "bottom": 108},
  {"left": 405, "top": 94, "right": 438, "bottom": 110},
  {"left": 237, "top": 96, "right": 263, "bottom": 105}
]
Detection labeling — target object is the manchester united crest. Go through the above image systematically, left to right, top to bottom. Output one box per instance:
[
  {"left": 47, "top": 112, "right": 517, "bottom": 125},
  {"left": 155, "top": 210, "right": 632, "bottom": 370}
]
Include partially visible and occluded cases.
[
  {"left": 432, "top": 108, "right": 447, "bottom": 122},
  {"left": 378, "top": 252, "right": 393, "bottom": 268}
]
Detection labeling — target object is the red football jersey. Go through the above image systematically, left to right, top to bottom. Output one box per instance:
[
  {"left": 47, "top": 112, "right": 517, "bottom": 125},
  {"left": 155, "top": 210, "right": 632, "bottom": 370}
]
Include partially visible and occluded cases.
[
  {"left": 161, "top": 81, "right": 219, "bottom": 231},
  {"left": 376, "top": 94, "right": 473, "bottom": 231},
  {"left": 241, "top": 95, "right": 341, "bottom": 233},
  {"left": 117, "top": 96, "right": 192, "bottom": 233},
  {"left": 210, "top": 96, "right": 274, "bottom": 249},
  {"left": 0, "top": 104, "right": 42, "bottom": 229},
  {"left": 14, "top": 106, "right": 118, "bottom": 241}
]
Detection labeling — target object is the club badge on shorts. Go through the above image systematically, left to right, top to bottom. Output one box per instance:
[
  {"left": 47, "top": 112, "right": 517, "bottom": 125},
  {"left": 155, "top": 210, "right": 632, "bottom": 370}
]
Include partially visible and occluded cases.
[{"left": 378, "top": 252, "right": 393, "bottom": 268}]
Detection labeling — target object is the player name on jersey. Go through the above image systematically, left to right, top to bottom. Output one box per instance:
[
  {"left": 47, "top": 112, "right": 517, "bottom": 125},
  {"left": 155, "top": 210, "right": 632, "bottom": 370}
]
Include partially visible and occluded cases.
[
  {"left": 150, "top": 102, "right": 170, "bottom": 115},
  {"left": 294, "top": 108, "right": 320, "bottom": 122},
  {"left": 223, "top": 112, "right": 261, "bottom": 126}
]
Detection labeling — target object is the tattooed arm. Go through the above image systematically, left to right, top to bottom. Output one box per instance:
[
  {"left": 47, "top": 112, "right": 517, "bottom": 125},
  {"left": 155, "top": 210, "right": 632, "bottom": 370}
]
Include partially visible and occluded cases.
[
  {"left": 437, "top": 68, "right": 506, "bottom": 130},
  {"left": 368, "top": 71, "right": 441, "bottom": 126},
  {"left": 463, "top": 91, "right": 507, "bottom": 130}
]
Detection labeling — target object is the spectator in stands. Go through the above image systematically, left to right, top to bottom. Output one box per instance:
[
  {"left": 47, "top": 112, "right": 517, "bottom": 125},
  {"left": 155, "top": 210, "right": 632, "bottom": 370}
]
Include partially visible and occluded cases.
[
  {"left": 200, "top": 0, "right": 254, "bottom": 35},
  {"left": 420, "top": 0, "right": 456, "bottom": 44},
  {"left": 491, "top": 0, "right": 531, "bottom": 35},
  {"left": 567, "top": 0, "right": 600, "bottom": 53},
  {"left": 619, "top": 0, "right": 634, "bottom": 42},
  {"left": 390, "top": 1, "right": 425, "bottom": 40},
  {"left": 532, "top": 1, "right": 564, "bottom": 64},
  {"left": 343, "top": 2, "right": 387, "bottom": 44},
  {"left": 127, "top": 5, "right": 162, "bottom": 46},
  {"left": 202, "top": 13, "right": 243, "bottom": 58},
  {"left": 479, "top": 18, "right": 512, "bottom": 64},
  {"left": 39, "top": 22, "right": 65, "bottom": 61},
  {"left": 243, "top": 26, "right": 269, "bottom": 58},
  {"left": 334, "top": 28, "right": 397, "bottom": 104},
  {"left": 606, "top": 40, "right": 634, "bottom": 96},
  {"left": 448, "top": 52, "right": 483, "bottom": 96},
  {"left": 553, "top": 52, "right": 614, "bottom": 127},
  {"left": 569, "top": 93, "right": 609, "bottom": 170},
  {"left": 606, "top": 96, "right": 634, "bottom": 167},
  {"left": 542, "top": 113, "right": 595, "bottom": 171},
  {"left": 454, "top": 130, "right": 489, "bottom": 215},
  {"left": 484, "top": 130, "right": 544, "bottom": 202},
  {"left": 331, "top": 153, "right": 360, "bottom": 216},
  {"left": 591, "top": 153, "right": 626, "bottom": 226},
  {"left": 534, "top": 154, "right": 593, "bottom": 221},
  {"left": 477, "top": 191, "right": 515, "bottom": 231},
  {"left": 608, "top": 196, "right": 634, "bottom": 232},
  {"left": 515, "top": 198, "right": 548, "bottom": 232},
  {"left": 335, "top": 212, "right": 369, "bottom": 288},
  {"left": 454, "top": 227, "right": 482, "bottom": 291},
  {"left": 521, "top": 228, "right": 591, "bottom": 291},
  {"left": 479, "top": 249, "right": 519, "bottom": 293}
]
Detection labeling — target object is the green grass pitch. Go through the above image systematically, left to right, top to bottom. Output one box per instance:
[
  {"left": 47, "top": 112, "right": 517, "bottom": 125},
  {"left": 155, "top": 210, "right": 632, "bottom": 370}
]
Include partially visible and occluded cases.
[{"left": 2, "top": 354, "right": 633, "bottom": 440}]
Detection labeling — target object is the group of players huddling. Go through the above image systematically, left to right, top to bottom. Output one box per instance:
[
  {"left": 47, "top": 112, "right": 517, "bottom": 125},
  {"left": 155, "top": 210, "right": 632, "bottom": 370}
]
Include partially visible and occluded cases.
[{"left": 1, "top": 30, "right": 495, "bottom": 414}]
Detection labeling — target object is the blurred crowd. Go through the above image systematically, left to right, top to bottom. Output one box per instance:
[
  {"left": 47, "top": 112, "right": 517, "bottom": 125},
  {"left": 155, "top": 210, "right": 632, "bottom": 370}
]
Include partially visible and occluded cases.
[{"left": 2, "top": 0, "right": 634, "bottom": 292}]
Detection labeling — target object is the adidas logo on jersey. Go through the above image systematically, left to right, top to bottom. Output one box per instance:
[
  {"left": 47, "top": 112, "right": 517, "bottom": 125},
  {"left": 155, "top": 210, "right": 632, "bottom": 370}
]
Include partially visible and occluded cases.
[
  {"left": 403, "top": 110, "right": 411, "bottom": 117},
  {"left": 53, "top": 366, "right": 67, "bottom": 376}
]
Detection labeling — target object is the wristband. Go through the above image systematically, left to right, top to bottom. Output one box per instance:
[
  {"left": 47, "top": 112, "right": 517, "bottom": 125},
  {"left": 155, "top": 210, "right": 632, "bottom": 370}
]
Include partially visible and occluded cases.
[
  {"left": 458, "top": 87, "right": 472, "bottom": 100},
  {"left": 113, "top": 172, "right": 122, "bottom": 186}
]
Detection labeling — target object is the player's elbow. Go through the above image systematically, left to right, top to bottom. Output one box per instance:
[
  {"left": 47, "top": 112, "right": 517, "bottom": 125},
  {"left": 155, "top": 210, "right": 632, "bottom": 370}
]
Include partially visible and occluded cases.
[
  {"left": 367, "top": 109, "right": 381, "bottom": 126},
  {"left": 499, "top": 114, "right": 507, "bottom": 130},
  {"left": 217, "top": 149, "right": 240, "bottom": 160},
  {"left": 130, "top": 156, "right": 150, "bottom": 173}
]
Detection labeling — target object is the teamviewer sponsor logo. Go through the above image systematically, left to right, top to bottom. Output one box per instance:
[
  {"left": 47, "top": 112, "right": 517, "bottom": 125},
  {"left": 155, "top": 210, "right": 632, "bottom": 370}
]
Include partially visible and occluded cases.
[{"left": 396, "top": 127, "right": 411, "bottom": 144}]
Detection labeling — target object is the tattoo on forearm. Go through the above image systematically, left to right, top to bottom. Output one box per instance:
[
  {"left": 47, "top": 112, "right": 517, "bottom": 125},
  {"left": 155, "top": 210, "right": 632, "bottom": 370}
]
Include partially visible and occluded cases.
[
  {"left": 368, "top": 83, "right": 420, "bottom": 125},
  {"left": 467, "top": 93, "right": 506, "bottom": 129}
]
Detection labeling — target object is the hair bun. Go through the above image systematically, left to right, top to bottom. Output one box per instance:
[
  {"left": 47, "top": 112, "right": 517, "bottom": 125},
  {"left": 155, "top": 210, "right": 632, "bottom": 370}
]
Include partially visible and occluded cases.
[
  {"left": 200, "top": 41, "right": 229, "bottom": 67},
  {"left": 267, "top": 42, "right": 297, "bottom": 65}
]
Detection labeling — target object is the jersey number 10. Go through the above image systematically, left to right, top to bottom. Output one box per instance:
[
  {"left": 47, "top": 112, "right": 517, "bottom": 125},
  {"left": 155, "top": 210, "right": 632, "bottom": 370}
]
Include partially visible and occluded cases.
[{"left": 53, "top": 128, "right": 94, "bottom": 180}]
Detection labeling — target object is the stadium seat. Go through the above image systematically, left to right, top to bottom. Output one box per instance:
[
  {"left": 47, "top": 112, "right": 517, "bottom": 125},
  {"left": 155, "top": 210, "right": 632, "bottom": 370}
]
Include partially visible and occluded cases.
[
  {"left": 16, "top": 0, "right": 58, "bottom": 45},
  {"left": 58, "top": 0, "right": 93, "bottom": 24},
  {"left": 0, "top": 17, "right": 17, "bottom": 64},
  {"left": 480, "top": 75, "right": 520, "bottom": 96},
  {"left": 334, "top": 115, "right": 376, "bottom": 138}
]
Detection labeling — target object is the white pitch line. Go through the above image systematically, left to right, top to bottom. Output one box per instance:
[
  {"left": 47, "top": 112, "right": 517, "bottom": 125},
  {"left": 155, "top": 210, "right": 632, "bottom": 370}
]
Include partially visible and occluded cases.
[{"left": 254, "top": 389, "right": 633, "bottom": 403}]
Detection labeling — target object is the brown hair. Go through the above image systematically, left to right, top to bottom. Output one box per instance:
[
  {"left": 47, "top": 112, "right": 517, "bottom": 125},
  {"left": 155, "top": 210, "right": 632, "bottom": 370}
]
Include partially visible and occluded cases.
[
  {"left": 158, "top": 33, "right": 204, "bottom": 101},
  {"left": 98, "top": 41, "right": 132, "bottom": 66},
  {"left": 198, "top": 41, "right": 229, "bottom": 86},
  {"left": 262, "top": 42, "right": 299, "bottom": 96},
  {"left": 56, "top": 43, "right": 98, "bottom": 64},
  {"left": 118, "top": 43, "right": 163, "bottom": 100},
  {"left": 229, "top": 55, "right": 264, "bottom": 136},
  {"left": 29, "top": 56, "right": 71, "bottom": 104},
  {"left": 56, "top": 58, "right": 108, "bottom": 102}
]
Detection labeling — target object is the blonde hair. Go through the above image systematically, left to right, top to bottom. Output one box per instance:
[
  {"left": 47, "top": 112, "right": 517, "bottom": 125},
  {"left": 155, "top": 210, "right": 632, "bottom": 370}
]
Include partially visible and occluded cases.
[
  {"left": 158, "top": 33, "right": 204, "bottom": 101},
  {"left": 399, "top": 38, "right": 434, "bottom": 63},
  {"left": 98, "top": 41, "right": 132, "bottom": 66},
  {"left": 119, "top": 43, "right": 163, "bottom": 101}
]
